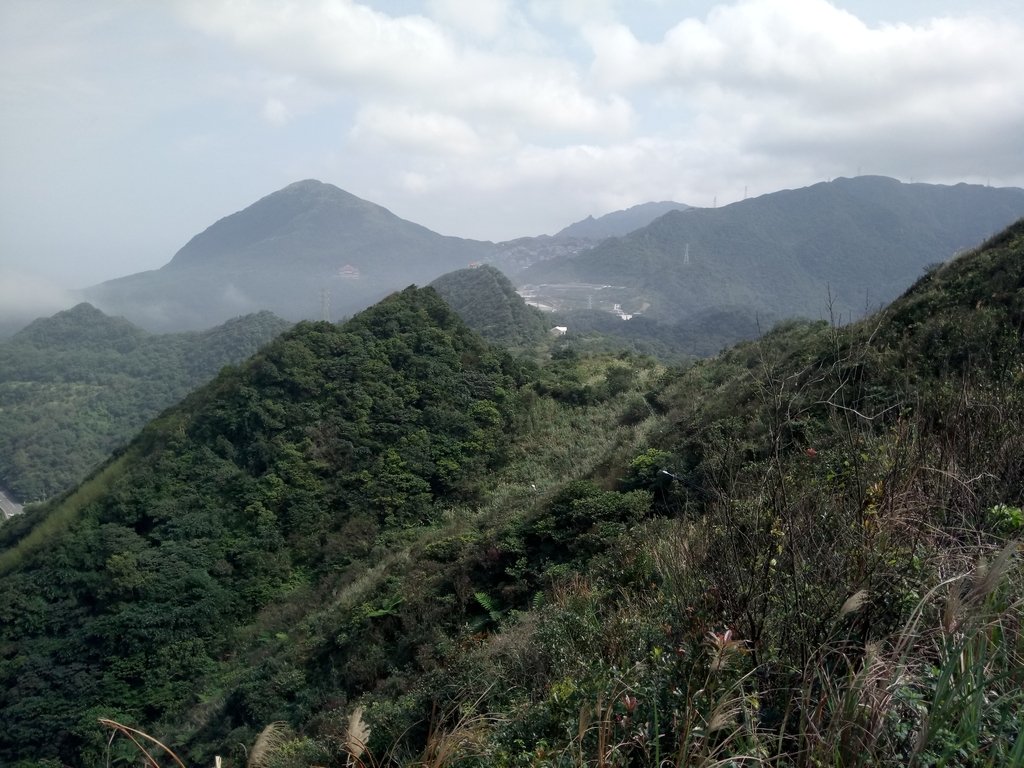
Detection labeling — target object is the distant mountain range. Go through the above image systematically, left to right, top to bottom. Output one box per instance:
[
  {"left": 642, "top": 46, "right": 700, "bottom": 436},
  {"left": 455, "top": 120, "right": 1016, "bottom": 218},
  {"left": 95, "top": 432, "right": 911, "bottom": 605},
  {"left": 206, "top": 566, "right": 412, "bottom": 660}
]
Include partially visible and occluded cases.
[
  {"left": 77, "top": 176, "right": 1024, "bottom": 341},
  {"left": 523, "top": 176, "right": 1024, "bottom": 329},
  {"left": 83, "top": 180, "right": 494, "bottom": 332},
  {"left": 79, "top": 181, "right": 690, "bottom": 334},
  {"left": 554, "top": 200, "right": 690, "bottom": 239}
]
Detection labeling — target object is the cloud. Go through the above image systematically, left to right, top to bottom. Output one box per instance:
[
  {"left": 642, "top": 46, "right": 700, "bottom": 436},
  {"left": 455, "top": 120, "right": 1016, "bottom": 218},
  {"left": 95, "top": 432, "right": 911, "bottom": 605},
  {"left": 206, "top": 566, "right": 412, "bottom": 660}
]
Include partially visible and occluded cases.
[
  {"left": 8, "top": 0, "right": 1021, "bottom": 272},
  {"left": 175, "top": 0, "right": 631, "bottom": 136},
  {"left": 175, "top": 0, "right": 1024, "bottom": 212},
  {"left": 178, "top": 0, "right": 458, "bottom": 91},
  {"left": 426, "top": 0, "right": 510, "bottom": 39},
  {"left": 527, "top": 0, "right": 617, "bottom": 27},
  {"left": 583, "top": 0, "right": 1024, "bottom": 184},
  {"left": 588, "top": 0, "right": 1013, "bottom": 94},
  {"left": 262, "top": 97, "right": 292, "bottom": 124},
  {"left": 351, "top": 104, "right": 487, "bottom": 157},
  {"left": 345, "top": 134, "right": 707, "bottom": 240},
  {"left": 0, "top": 269, "right": 79, "bottom": 332},
  {"left": 222, "top": 283, "right": 257, "bottom": 311}
]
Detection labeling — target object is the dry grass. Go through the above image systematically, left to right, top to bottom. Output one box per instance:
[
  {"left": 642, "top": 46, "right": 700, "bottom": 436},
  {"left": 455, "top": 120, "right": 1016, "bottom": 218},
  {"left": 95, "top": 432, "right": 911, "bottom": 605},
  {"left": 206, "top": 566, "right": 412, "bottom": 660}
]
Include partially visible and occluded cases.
[
  {"left": 343, "top": 706, "right": 371, "bottom": 767},
  {"left": 98, "top": 718, "right": 187, "bottom": 768},
  {"left": 248, "top": 722, "right": 292, "bottom": 768}
]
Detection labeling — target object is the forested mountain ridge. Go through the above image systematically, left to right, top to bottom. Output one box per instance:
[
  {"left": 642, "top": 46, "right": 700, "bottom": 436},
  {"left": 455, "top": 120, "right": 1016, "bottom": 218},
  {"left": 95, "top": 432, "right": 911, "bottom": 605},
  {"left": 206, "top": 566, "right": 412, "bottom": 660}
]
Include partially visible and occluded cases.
[
  {"left": 74, "top": 176, "right": 1024, "bottom": 346},
  {"left": 523, "top": 176, "right": 1024, "bottom": 331},
  {"left": 83, "top": 180, "right": 496, "bottom": 332},
  {"left": 78, "top": 182, "right": 690, "bottom": 334},
  {"left": 1, "top": 220, "right": 1022, "bottom": 766},
  {"left": 430, "top": 264, "right": 548, "bottom": 347},
  {"left": 0, "top": 286, "right": 531, "bottom": 765},
  {"left": 11, "top": 302, "right": 146, "bottom": 351},
  {"left": 0, "top": 304, "right": 290, "bottom": 501}
]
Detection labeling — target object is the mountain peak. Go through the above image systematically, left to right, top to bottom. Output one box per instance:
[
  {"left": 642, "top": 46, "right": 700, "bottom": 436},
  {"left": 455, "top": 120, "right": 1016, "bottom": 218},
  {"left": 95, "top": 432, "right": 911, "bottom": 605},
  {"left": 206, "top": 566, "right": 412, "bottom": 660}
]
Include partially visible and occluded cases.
[
  {"left": 277, "top": 178, "right": 363, "bottom": 202},
  {"left": 283, "top": 178, "right": 327, "bottom": 190},
  {"left": 85, "top": 180, "right": 495, "bottom": 331},
  {"left": 164, "top": 180, "right": 402, "bottom": 271},
  {"left": 431, "top": 264, "right": 547, "bottom": 346},
  {"left": 18, "top": 301, "right": 113, "bottom": 327},
  {"left": 12, "top": 302, "right": 145, "bottom": 350}
]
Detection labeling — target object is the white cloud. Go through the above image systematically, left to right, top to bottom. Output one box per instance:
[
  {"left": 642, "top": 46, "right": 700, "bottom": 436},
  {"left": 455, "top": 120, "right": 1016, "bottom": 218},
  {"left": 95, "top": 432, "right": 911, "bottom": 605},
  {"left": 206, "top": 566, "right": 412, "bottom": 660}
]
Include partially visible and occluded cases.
[
  {"left": 4, "top": 0, "right": 1024, "bottom": 282},
  {"left": 176, "top": 0, "right": 631, "bottom": 137},
  {"left": 177, "top": 0, "right": 459, "bottom": 90},
  {"left": 427, "top": 0, "right": 510, "bottom": 39},
  {"left": 527, "top": 0, "right": 617, "bottom": 27},
  {"left": 583, "top": 0, "right": 1024, "bottom": 187},
  {"left": 589, "top": 0, "right": 1024, "bottom": 104},
  {"left": 690, "top": 6, "right": 1005, "bottom": 97},
  {"left": 262, "top": 97, "right": 292, "bottom": 124},
  {"left": 351, "top": 104, "right": 486, "bottom": 157},
  {"left": 345, "top": 134, "right": 708, "bottom": 239},
  {"left": 400, "top": 171, "right": 432, "bottom": 193},
  {"left": 0, "top": 269, "right": 78, "bottom": 328},
  {"left": 222, "top": 283, "right": 257, "bottom": 311}
]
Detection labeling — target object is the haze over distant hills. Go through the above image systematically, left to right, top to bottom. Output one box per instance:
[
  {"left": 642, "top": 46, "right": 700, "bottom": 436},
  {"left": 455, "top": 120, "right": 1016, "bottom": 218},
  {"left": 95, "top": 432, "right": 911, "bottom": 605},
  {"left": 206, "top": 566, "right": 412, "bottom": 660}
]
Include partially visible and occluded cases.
[
  {"left": 72, "top": 175, "right": 1024, "bottom": 340},
  {"left": 523, "top": 176, "right": 1024, "bottom": 329},
  {"left": 77, "top": 180, "right": 691, "bottom": 334},
  {"left": 83, "top": 180, "right": 495, "bottom": 332}
]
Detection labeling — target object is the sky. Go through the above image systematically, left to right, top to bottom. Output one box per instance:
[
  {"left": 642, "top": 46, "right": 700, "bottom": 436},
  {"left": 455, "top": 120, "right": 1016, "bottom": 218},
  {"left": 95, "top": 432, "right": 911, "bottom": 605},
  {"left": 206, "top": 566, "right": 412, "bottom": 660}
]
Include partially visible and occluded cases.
[{"left": 2, "top": 0, "right": 1023, "bottom": 312}]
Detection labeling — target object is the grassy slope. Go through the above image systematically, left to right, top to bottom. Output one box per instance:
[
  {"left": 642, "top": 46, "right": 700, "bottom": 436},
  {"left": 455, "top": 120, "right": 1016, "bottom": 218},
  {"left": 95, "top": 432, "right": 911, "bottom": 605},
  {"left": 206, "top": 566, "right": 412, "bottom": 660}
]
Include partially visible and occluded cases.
[{"left": 243, "top": 219, "right": 1021, "bottom": 767}]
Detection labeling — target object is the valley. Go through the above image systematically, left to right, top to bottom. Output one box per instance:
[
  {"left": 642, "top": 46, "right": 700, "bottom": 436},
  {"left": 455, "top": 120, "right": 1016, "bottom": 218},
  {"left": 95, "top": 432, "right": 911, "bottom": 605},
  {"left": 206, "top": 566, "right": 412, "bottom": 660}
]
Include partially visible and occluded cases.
[
  {"left": 6, "top": 175, "right": 1024, "bottom": 504},
  {"left": 517, "top": 282, "right": 635, "bottom": 317}
]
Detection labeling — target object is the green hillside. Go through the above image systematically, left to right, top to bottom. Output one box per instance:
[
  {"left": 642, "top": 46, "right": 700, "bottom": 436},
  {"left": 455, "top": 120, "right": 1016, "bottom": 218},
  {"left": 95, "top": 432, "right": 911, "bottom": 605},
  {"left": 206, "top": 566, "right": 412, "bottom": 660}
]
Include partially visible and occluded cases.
[
  {"left": 523, "top": 176, "right": 1024, "bottom": 334},
  {"left": 1, "top": 220, "right": 1022, "bottom": 767},
  {"left": 430, "top": 264, "right": 548, "bottom": 347},
  {"left": 0, "top": 304, "right": 290, "bottom": 501},
  {"left": 549, "top": 305, "right": 764, "bottom": 360}
]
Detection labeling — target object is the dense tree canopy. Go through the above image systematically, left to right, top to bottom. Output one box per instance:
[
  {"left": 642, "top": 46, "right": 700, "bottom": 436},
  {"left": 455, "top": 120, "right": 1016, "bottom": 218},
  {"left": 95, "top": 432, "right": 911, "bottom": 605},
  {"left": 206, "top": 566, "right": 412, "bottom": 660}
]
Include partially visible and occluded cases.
[
  {"left": 430, "top": 264, "right": 548, "bottom": 348},
  {"left": 0, "top": 287, "right": 529, "bottom": 764},
  {"left": 0, "top": 304, "right": 290, "bottom": 500}
]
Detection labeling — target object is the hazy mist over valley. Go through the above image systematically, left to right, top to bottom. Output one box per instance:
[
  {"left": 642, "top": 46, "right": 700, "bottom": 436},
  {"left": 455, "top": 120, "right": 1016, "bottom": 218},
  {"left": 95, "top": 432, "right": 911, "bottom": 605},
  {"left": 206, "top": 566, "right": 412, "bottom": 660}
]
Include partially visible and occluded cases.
[{"left": 2, "top": 2, "right": 1024, "bottom": 766}]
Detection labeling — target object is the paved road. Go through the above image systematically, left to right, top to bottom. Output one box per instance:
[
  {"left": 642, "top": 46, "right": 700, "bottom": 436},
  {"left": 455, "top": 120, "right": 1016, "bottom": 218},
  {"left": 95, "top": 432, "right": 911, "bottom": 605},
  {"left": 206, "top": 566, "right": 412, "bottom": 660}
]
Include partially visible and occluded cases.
[{"left": 0, "top": 487, "right": 23, "bottom": 520}]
